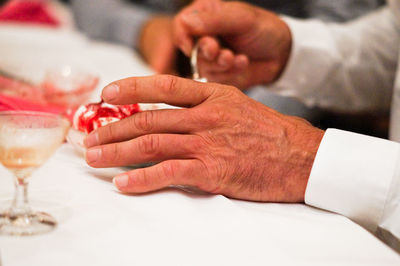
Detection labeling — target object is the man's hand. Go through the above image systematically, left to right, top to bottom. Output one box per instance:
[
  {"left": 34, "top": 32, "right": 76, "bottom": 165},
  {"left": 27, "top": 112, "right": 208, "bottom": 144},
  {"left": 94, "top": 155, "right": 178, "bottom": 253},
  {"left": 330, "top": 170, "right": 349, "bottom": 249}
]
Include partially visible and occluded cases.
[
  {"left": 173, "top": 0, "right": 292, "bottom": 89},
  {"left": 139, "top": 16, "right": 176, "bottom": 74},
  {"left": 84, "top": 75, "right": 323, "bottom": 202}
]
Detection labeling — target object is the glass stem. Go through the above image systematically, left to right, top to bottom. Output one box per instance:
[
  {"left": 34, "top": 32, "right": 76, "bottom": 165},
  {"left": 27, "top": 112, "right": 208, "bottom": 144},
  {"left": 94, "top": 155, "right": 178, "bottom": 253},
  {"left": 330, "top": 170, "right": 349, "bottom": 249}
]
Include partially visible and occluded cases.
[{"left": 9, "top": 178, "right": 31, "bottom": 217}]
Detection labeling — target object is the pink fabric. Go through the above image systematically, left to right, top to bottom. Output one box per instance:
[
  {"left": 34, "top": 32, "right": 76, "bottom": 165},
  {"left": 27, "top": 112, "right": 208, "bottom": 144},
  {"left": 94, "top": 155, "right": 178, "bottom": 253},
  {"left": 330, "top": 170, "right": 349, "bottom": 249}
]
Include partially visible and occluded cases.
[
  {"left": 0, "top": 0, "right": 59, "bottom": 27},
  {"left": 0, "top": 75, "right": 46, "bottom": 104},
  {"left": 0, "top": 75, "right": 69, "bottom": 116},
  {"left": 0, "top": 93, "right": 64, "bottom": 113}
]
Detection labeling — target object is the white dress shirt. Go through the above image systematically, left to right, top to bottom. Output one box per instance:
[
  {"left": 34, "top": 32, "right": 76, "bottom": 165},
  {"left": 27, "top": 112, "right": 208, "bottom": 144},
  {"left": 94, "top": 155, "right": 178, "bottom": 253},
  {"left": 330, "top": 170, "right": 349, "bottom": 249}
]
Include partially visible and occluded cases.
[{"left": 272, "top": 0, "right": 400, "bottom": 251}]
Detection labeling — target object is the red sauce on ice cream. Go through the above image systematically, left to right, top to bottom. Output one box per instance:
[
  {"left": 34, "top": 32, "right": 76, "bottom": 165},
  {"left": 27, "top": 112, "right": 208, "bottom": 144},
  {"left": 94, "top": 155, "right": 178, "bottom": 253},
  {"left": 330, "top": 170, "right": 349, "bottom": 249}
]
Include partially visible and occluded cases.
[{"left": 73, "top": 101, "right": 140, "bottom": 134}]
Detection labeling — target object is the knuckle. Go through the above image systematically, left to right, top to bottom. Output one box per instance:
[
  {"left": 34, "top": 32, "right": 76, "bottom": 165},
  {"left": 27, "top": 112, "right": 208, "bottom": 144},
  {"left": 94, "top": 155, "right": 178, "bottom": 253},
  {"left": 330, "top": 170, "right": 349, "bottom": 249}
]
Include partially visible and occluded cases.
[
  {"left": 156, "top": 75, "right": 179, "bottom": 96},
  {"left": 130, "top": 77, "right": 138, "bottom": 97},
  {"left": 208, "top": 83, "right": 240, "bottom": 101},
  {"left": 224, "top": 85, "right": 241, "bottom": 96},
  {"left": 219, "top": 86, "right": 245, "bottom": 107},
  {"left": 192, "top": 105, "right": 225, "bottom": 128},
  {"left": 189, "top": 107, "right": 219, "bottom": 128},
  {"left": 206, "top": 108, "right": 224, "bottom": 126},
  {"left": 133, "top": 111, "right": 154, "bottom": 132},
  {"left": 290, "top": 115, "right": 312, "bottom": 126},
  {"left": 103, "top": 124, "right": 116, "bottom": 141},
  {"left": 138, "top": 134, "right": 160, "bottom": 156},
  {"left": 190, "top": 137, "right": 207, "bottom": 154},
  {"left": 104, "top": 144, "right": 122, "bottom": 163},
  {"left": 203, "top": 157, "right": 229, "bottom": 193},
  {"left": 193, "top": 158, "right": 215, "bottom": 191},
  {"left": 161, "top": 160, "right": 178, "bottom": 180},
  {"left": 132, "top": 169, "right": 150, "bottom": 189},
  {"left": 139, "top": 169, "right": 152, "bottom": 187}
]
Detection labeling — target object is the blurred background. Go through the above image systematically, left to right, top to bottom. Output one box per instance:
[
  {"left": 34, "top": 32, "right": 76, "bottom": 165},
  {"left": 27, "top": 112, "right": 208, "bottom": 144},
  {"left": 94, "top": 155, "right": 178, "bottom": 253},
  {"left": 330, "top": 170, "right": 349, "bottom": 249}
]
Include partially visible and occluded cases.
[{"left": 0, "top": 0, "right": 389, "bottom": 138}]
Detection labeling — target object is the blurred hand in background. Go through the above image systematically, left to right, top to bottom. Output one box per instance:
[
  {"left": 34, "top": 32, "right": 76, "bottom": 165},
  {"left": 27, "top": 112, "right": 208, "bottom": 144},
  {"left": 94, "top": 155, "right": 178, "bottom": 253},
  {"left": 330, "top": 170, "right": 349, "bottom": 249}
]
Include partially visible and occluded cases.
[
  {"left": 173, "top": 0, "right": 292, "bottom": 89},
  {"left": 139, "top": 15, "right": 177, "bottom": 74}
]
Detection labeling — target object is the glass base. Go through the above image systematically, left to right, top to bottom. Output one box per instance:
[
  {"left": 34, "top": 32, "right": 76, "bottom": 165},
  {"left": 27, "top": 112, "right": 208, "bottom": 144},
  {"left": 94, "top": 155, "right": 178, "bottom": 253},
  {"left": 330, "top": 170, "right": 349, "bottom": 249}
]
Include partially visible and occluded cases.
[{"left": 0, "top": 211, "right": 56, "bottom": 236}]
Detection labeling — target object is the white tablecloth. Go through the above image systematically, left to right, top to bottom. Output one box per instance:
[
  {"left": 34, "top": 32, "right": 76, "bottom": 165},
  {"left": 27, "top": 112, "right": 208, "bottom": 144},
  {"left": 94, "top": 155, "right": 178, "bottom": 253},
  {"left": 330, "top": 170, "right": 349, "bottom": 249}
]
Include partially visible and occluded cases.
[{"left": 0, "top": 24, "right": 400, "bottom": 266}]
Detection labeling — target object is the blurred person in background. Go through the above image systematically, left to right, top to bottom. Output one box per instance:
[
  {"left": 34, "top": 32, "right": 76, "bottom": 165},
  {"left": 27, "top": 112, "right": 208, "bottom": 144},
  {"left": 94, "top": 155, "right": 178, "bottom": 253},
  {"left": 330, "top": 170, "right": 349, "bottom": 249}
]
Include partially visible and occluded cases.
[
  {"left": 68, "top": 0, "right": 387, "bottom": 134},
  {"left": 69, "top": 0, "right": 384, "bottom": 75}
]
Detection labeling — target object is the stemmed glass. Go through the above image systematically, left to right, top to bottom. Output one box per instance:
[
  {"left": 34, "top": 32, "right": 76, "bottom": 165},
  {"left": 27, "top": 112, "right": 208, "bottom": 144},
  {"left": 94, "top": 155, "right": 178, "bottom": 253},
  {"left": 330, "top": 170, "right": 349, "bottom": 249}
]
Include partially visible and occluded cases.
[{"left": 0, "top": 111, "right": 69, "bottom": 235}]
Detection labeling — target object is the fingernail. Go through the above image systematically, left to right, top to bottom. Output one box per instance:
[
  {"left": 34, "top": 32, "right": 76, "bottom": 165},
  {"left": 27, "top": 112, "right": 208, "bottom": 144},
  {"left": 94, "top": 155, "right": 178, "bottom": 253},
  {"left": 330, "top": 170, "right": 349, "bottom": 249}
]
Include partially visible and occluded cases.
[
  {"left": 102, "top": 84, "right": 119, "bottom": 102},
  {"left": 84, "top": 132, "right": 99, "bottom": 148},
  {"left": 86, "top": 148, "right": 101, "bottom": 164},
  {"left": 113, "top": 174, "right": 129, "bottom": 189}
]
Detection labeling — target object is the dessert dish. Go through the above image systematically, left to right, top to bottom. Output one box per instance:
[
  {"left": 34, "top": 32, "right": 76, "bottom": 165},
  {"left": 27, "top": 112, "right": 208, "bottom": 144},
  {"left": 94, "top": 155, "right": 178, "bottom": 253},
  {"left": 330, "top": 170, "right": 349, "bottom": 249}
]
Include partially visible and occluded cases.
[
  {"left": 67, "top": 101, "right": 141, "bottom": 155},
  {"left": 72, "top": 101, "right": 140, "bottom": 134}
]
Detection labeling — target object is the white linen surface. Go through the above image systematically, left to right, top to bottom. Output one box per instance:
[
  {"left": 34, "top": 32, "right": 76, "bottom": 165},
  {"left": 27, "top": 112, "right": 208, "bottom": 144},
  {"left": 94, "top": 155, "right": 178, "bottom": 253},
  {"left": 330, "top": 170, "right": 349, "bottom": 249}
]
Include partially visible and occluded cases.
[
  {"left": 0, "top": 24, "right": 400, "bottom": 266},
  {"left": 1, "top": 145, "right": 400, "bottom": 265}
]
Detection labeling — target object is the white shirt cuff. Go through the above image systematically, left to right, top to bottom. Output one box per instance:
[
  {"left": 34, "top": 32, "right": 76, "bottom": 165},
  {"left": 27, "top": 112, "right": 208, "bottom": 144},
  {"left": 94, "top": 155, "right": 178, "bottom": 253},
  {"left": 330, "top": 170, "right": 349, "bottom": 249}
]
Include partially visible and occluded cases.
[
  {"left": 269, "top": 17, "right": 338, "bottom": 107},
  {"left": 305, "top": 129, "right": 400, "bottom": 233}
]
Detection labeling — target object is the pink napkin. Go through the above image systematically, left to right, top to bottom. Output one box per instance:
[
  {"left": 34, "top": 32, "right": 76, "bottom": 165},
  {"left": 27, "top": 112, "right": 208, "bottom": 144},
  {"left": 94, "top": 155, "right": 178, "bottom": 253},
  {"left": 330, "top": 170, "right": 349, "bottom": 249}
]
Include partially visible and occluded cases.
[
  {"left": 0, "top": 0, "right": 59, "bottom": 27},
  {"left": 0, "top": 74, "right": 70, "bottom": 118},
  {"left": 0, "top": 75, "right": 46, "bottom": 103},
  {"left": 0, "top": 93, "right": 64, "bottom": 114}
]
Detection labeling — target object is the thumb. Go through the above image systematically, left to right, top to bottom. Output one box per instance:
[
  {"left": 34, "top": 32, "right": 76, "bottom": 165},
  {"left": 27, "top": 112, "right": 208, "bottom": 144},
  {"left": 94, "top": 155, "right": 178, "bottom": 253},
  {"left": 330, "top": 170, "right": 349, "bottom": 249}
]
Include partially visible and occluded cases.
[{"left": 173, "top": 1, "right": 255, "bottom": 55}]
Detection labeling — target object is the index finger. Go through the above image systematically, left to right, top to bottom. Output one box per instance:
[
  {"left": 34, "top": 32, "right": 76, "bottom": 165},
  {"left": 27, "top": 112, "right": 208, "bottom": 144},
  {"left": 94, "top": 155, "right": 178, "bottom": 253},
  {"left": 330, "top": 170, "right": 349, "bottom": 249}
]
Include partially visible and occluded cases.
[{"left": 102, "top": 75, "right": 218, "bottom": 107}]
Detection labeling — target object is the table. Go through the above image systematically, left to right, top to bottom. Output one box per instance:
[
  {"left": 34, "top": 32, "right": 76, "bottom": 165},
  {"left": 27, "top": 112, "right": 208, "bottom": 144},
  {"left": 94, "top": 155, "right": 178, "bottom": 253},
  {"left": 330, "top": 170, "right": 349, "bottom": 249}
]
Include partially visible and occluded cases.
[{"left": 1, "top": 24, "right": 400, "bottom": 266}]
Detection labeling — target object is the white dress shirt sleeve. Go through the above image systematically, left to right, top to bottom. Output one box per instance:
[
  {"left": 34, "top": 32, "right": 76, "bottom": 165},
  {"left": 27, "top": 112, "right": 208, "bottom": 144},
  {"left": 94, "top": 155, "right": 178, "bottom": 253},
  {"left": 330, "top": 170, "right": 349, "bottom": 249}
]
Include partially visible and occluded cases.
[
  {"left": 268, "top": 0, "right": 400, "bottom": 251},
  {"left": 271, "top": 6, "right": 400, "bottom": 113},
  {"left": 306, "top": 129, "right": 400, "bottom": 251}
]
